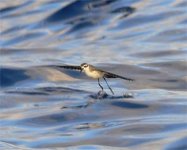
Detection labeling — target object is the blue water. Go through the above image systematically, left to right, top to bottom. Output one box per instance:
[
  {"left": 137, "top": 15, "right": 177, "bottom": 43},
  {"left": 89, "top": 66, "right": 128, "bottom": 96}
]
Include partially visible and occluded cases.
[{"left": 1, "top": 0, "right": 187, "bottom": 149}]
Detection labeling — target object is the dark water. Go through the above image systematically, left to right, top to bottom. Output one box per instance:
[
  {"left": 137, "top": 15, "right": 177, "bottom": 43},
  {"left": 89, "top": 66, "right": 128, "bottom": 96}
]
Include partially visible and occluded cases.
[{"left": 1, "top": 0, "right": 187, "bottom": 149}]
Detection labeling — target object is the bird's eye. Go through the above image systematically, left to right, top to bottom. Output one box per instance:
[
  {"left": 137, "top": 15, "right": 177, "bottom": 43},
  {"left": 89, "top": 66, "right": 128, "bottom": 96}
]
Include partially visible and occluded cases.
[{"left": 84, "top": 65, "right": 88, "bottom": 68}]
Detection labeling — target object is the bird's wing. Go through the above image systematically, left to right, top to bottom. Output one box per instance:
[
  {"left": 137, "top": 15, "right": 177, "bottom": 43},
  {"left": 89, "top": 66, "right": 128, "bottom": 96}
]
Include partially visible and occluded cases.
[
  {"left": 51, "top": 65, "right": 81, "bottom": 71},
  {"left": 59, "top": 65, "right": 81, "bottom": 70},
  {"left": 103, "top": 71, "right": 134, "bottom": 81}
]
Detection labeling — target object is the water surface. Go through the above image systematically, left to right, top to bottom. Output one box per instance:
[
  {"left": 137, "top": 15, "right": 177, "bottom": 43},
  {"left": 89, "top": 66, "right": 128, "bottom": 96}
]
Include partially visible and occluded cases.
[{"left": 1, "top": 0, "right": 187, "bottom": 149}]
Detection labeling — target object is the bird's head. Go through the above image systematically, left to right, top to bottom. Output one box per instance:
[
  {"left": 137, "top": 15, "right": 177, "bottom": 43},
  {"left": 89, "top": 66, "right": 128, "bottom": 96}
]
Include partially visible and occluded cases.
[{"left": 80, "top": 63, "right": 89, "bottom": 72}]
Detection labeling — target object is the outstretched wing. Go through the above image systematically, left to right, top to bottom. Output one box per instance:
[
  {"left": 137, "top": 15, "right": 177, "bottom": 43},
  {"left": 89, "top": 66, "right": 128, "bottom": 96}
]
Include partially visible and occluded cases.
[
  {"left": 49, "top": 65, "right": 81, "bottom": 71},
  {"left": 57, "top": 65, "right": 81, "bottom": 71},
  {"left": 104, "top": 71, "right": 134, "bottom": 81}
]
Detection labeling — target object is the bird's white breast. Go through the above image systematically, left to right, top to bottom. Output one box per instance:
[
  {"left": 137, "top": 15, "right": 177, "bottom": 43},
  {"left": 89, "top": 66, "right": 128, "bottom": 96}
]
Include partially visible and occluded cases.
[{"left": 85, "top": 70, "right": 103, "bottom": 79}]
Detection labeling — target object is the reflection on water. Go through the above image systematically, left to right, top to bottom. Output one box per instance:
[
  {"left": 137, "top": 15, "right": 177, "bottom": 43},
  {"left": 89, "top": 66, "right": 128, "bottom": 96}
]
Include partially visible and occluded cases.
[{"left": 1, "top": 0, "right": 187, "bottom": 149}]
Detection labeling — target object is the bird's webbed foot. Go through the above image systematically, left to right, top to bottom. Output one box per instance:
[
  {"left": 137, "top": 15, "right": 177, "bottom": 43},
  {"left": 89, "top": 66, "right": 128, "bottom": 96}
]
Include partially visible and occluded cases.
[{"left": 97, "top": 90, "right": 108, "bottom": 99}]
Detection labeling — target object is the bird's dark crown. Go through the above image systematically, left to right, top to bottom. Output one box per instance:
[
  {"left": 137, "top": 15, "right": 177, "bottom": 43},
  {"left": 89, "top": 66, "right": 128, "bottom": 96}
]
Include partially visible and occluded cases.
[{"left": 81, "top": 63, "right": 88, "bottom": 68}]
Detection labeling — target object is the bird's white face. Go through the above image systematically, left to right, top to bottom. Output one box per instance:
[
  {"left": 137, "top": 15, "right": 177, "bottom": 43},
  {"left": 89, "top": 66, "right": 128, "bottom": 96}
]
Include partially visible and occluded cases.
[{"left": 81, "top": 63, "right": 89, "bottom": 72}]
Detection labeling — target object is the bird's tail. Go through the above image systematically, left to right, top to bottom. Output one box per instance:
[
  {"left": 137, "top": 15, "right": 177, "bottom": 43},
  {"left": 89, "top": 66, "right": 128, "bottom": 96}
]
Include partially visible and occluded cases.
[{"left": 104, "top": 72, "right": 134, "bottom": 81}]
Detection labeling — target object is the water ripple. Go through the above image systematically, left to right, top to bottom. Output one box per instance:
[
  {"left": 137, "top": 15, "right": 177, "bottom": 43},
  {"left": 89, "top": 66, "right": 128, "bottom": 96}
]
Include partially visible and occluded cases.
[{"left": 1, "top": 0, "right": 187, "bottom": 149}]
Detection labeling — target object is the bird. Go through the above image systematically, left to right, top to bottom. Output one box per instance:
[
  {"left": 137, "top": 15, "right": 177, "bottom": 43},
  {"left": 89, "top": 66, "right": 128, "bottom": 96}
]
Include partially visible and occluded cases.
[{"left": 57, "top": 63, "right": 134, "bottom": 95}]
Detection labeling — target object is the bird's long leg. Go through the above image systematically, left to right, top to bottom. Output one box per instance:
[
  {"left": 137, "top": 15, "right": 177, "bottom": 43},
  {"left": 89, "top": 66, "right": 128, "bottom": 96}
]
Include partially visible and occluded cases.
[
  {"left": 103, "top": 77, "right": 114, "bottom": 95},
  {"left": 98, "top": 78, "right": 104, "bottom": 91}
]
